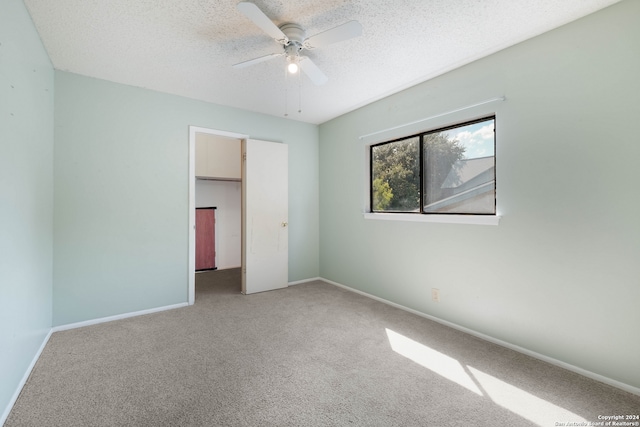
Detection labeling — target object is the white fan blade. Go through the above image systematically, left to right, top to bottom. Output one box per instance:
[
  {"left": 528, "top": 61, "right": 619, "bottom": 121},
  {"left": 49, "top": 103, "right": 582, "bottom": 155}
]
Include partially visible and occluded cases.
[
  {"left": 237, "top": 2, "right": 288, "bottom": 44},
  {"left": 304, "top": 20, "right": 362, "bottom": 49},
  {"left": 233, "top": 52, "right": 284, "bottom": 69},
  {"left": 299, "top": 57, "right": 328, "bottom": 85}
]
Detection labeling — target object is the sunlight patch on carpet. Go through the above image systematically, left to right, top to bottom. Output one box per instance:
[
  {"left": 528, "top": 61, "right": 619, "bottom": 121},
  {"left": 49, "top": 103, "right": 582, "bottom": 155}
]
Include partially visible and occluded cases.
[
  {"left": 386, "top": 327, "right": 590, "bottom": 425},
  {"left": 385, "top": 328, "right": 482, "bottom": 395},
  {"left": 468, "top": 366, "right": 588, "bottom": 426}
]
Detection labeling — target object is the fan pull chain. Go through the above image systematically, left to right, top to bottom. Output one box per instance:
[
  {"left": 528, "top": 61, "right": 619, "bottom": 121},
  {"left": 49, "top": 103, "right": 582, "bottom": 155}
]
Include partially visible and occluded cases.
[
  {"left": 284, "top": 68, "right": 289, "bottom": 117},
  {"left": 298, "top": 68, "right": 302, "bottom": 114}
]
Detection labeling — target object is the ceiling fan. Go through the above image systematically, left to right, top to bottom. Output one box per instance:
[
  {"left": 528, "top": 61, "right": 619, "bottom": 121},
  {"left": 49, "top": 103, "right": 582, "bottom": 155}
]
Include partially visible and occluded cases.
[{"left": 233, "top": 2, "right": 362, "bottom": 85}]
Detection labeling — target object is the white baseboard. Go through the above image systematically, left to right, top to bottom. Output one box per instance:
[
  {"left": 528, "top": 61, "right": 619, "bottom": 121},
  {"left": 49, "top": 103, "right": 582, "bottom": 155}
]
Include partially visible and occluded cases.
[
  {"left": 288, "top": 277, "right": 322, "bottom": 286},
  {"left": 320, "top": 277, "right": 640, "bottom": 397},
  {"left": 52, "top": 302, "right": 189, "bottom": 332},
  {"left": 1, "top": 329, "right": 53, "bottom": 426}
]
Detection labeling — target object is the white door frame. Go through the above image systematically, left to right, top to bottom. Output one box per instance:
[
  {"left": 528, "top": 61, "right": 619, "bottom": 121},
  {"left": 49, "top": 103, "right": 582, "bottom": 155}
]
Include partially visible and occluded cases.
[{"left": 188, "top": 126, "right": 248, "bottom": 305}]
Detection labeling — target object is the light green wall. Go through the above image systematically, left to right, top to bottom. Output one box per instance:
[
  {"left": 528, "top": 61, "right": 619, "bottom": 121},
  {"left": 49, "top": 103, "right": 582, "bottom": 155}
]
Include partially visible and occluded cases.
[
  {"left": 0, "top": 0, "right": 54, "bottom": 420},
  {"left": 319, "top": 0, "right": 640, "bottom": 389},
  {"left": 2, "top": 1, "right": 637, "bottom": 417},
  {"left": 53, "top": 72, "right": 319, "bottom": 325}
]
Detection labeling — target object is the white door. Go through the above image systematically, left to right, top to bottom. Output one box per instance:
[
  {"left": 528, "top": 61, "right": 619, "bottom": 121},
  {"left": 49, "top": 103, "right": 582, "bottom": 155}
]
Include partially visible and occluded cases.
[{"left": 242, "top": 139, "right": 288, "bottom": 294}]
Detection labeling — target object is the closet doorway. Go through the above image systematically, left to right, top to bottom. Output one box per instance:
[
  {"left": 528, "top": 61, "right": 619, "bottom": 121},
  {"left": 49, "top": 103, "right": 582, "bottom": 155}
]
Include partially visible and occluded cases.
[{"left": 187, "top": 127, "right": 289, "bottom": 304}]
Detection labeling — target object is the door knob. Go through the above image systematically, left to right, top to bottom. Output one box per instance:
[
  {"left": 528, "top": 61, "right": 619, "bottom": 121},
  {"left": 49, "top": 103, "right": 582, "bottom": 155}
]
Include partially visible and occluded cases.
[{"left": 281, "top": 222, "right": 288, "bottom": 227}]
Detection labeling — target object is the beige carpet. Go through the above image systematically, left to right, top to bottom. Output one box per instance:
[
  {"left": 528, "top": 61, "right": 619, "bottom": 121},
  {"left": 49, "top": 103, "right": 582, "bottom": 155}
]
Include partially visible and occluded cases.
[{"left": 6, "top": 269, "right": 639, "bottom": 426}]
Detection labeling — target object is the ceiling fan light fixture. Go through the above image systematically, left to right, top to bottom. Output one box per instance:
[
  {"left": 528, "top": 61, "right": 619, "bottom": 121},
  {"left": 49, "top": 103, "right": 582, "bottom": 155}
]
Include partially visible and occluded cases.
[
  {"left": 284, "top": 40, "right": 302, "bottom": 74},
  {"left": 286, "top": 53, "right": 300, "bottom": 74},
  {"left": 287, "top": 62, "right": 299, "bottom": 74}
]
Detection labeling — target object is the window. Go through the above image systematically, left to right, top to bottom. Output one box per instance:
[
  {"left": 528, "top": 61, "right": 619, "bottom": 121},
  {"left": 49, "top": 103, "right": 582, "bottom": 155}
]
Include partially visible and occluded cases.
[{"left": 371, "top": 117, "right": 495, "bottom": 215}]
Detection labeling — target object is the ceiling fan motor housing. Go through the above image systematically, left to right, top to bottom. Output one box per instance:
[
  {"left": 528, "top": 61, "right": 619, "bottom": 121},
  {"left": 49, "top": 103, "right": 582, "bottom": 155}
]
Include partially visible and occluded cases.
[
  {"left": 279, "top": 23, "right": 306, "bottom": 44},
  {"left": 280, "top": 23, "right": 305, "bottom": 63}
]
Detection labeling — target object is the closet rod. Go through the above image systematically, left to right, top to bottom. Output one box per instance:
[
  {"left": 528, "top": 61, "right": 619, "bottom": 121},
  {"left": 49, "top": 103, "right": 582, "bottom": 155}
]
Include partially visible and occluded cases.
[{"left": 359, "top": 96, "right": 506, "bottom": 140}]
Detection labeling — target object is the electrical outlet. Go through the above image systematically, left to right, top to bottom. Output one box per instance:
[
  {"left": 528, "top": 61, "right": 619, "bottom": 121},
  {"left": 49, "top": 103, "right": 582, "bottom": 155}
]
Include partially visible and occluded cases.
[{"left": 431, "top": 288, "right": 440, "bottom": 303}]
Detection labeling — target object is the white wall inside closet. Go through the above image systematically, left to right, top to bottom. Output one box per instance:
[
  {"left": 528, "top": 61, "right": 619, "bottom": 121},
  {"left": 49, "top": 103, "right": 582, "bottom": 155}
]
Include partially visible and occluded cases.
[
  {"left": 195, "top": 132, "right": 242, "bottom": 270},
  {"left": 195, "top": 180, "right": 241, "bottom": 269}
]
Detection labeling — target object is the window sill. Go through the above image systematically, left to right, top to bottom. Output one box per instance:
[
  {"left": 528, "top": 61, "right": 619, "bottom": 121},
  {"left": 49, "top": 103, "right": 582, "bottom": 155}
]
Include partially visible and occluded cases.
[{"left": 363, "top": 212, "right": 501, "bottom": 226}]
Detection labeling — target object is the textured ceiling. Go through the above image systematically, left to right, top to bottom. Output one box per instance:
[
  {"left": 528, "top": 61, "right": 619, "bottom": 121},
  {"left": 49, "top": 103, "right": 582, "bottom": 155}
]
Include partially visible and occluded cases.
[{"left": 24, "top": 0, "right": 620, "bottom": 124}]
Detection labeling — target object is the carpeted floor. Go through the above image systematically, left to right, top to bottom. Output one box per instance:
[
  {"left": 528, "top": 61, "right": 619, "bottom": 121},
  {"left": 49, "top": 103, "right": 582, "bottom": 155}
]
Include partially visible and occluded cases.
[{"left": 6, "top": 269, "right": 640, "bottom": 426}]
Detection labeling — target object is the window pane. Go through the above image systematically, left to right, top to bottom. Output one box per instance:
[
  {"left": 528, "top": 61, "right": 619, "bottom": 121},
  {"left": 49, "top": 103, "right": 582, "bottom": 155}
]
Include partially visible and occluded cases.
[
  {"left": 423, "top": 119, "right": 495, "bottom": 214},
  {"left": 372, "top": 137, "right": 420, "bottom": 212}
]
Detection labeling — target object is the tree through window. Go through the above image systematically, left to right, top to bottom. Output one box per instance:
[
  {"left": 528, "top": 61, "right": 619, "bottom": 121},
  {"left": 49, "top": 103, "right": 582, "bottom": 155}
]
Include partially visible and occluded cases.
[{"left": 371, "top": 117, "right": 496, "bottom": 215}]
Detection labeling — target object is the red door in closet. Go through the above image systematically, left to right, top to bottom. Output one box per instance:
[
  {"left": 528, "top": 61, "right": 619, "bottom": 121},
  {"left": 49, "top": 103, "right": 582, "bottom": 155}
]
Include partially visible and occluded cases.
[{"left": 195, "top": 207, "right": 216, "bottom": 271}]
